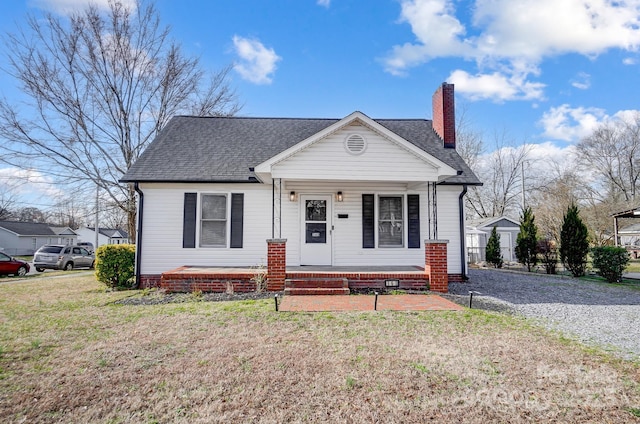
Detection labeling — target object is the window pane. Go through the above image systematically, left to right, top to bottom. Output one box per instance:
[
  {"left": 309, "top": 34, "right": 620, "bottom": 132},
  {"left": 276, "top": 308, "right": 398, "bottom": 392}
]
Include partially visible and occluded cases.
[
  {"left": 201, "top": 195, "right": 227, "bottom": 220},
  {"left": 379, "top": 196, "right": 403, "bottom": 247},
  {"left": 379, "top": 197, "right": 402, "bottom": 220},
  {"left": 306, "top": 200, "right": 326, "bottom": 221},
  {"left": 201, "top": 221, "right": 226, "bottom": 246},
  {"left": 378, "top": 221, "right": 403, "bottom": 246},
  {"left": 306, "top": 223, "right": 327, "bottom": 243}
]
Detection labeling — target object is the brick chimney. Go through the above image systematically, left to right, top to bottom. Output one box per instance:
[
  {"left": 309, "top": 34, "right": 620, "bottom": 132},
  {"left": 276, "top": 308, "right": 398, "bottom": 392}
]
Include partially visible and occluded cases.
[{"left": 432, "top": 83, "right": 456, "bottom": 149}]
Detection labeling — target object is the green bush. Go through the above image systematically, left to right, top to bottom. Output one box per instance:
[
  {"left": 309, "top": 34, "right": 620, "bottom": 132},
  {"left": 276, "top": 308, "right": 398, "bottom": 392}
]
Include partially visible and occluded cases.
[
  {"left": 559, "top": 203, "right": 589, "bottom": 277},
  {"left": 515, "top": 207, "right": 538, "bottom": 272},
  {"left": 486, "top": 227, "right": 503, "bottom": 268},
  {"left": 95, "top": 244, "right": 136, "bottom": 290},
  {"left": 591, "top": 246, "right": 629, "bottom": 283}
]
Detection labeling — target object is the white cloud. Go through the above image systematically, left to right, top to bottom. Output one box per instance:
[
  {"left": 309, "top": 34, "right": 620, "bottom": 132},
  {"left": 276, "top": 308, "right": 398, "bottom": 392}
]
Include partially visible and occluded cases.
[
  {"left": 29, "top": 0, "right": 136, "bottom": 14},
  {"left": 317, "top": 0, "right": 331, "bottom": 7},
  {"left": 383, "top": 0, "right": 473, "bottom": 75},
  {"left": 384, "top": 0, "right": 640, "bottom": 99},
  {"left": 232, "top": 36, "right": 281, "bottom": 85},
  {"left": 623, "top": 57, "right": 638, "bottom": 65},
  {"left": 448, "top": 69, "right": 545, "bottom": 101},
  {"left": 571, "top": 72, "right": 591, "bottom": 90},
  {"left": 539, "top": 104, "right": 607, "bottom": 142},
  {"left": 541, "top": 105, "right": 640, "bottom": 143},
  {"left": 0, "top": 167, "right": 63, "bottom": 200}
]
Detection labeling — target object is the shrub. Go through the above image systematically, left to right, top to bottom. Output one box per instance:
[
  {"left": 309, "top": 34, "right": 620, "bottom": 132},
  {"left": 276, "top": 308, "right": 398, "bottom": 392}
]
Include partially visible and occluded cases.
[
  {"left": 559, "top": 204, "right": 589, "bottom": 277},
  {"left": 515, "top": 207, "right": 539, "bottom": 272},
  {"left": 486, "top": 227, "right": 503, "bottom": 268},
  {"left": 537, "top": 239, "right": 557, "bottom": 274},
  {"left": 95, "top": 244, "right": 136, "bottom": 290},
  {"left": 591, "top": 246, "right": 629, "bottom": 283}
]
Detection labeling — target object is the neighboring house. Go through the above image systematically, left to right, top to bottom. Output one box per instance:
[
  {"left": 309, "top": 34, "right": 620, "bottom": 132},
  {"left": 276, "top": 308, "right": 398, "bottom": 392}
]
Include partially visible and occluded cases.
[
  {"left": 121, "top": 83, "right": 482, "bottom": 293},
  {"left": 613, "top": 207, "right": 640, "bottom": 254},
  {"left": 466, "top": 216, "right": 521, "bottom": 263},
  {"left": 0, "top": 221, "right": 77, "bottom": 255},
  {"left": 617, "top": 223, "right": 640, "bottom": 248},
  {"left": 76, "top": 227, "right": 130, "bottom": 248}
]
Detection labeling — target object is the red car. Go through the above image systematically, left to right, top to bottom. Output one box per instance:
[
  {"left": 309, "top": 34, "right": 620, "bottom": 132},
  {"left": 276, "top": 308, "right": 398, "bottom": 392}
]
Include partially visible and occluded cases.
[{"left": 0, "top": 251, "right": 30, "bottom": 277}]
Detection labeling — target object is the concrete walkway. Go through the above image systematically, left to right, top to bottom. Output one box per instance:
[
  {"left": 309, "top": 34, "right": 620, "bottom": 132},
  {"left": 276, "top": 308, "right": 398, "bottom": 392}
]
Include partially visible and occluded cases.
[{"left": 279, "top": 293, "right": 463, "bottom": 312}]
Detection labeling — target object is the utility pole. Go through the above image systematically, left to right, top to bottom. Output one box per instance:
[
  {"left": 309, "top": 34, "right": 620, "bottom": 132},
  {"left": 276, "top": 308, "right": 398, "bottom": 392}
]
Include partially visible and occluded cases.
[
  {"left": 521, "top": 162, "right": 526, "bottom": 211},
  {"left": 94, "top": 185, "right": 99, "bottom": 251}
]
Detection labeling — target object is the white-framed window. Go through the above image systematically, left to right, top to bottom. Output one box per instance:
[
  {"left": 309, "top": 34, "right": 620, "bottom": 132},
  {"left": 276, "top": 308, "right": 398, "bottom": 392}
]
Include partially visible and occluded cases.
[
  {"left": 199, "top": 193, "right": 228, "bottom": 247},
  {"left": 378, "top": 195, "right": 404, "bottom": 247}
]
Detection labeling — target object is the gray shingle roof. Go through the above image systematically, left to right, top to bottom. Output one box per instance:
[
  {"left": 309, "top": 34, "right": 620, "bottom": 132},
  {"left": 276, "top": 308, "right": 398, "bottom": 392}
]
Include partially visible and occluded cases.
[
  {"left": 120, "top": 115, "right": 481, "bottom": 185},
  {"left": 0, "top": 221, "right": 57, "bottom": 236},
  {"left": 86, "top": 227, "right": 129, "bottom": 238}
]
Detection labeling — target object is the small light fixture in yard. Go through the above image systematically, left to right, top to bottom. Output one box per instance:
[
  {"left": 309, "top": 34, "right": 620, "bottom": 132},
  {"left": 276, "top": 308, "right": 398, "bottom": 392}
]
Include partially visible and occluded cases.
[
  {"left": 469, "top": 290, "right": 481, "bottom": 308},
  {"left": 374, "top": 291, "right": 379, "bottom": 310},
  {"left": 274, "top": 294, "right": 279, "bottom": 311}
]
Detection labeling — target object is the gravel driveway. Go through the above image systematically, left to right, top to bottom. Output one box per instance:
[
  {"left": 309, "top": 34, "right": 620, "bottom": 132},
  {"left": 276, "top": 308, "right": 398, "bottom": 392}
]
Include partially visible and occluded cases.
[{"left": 448, "top": 269, "right": 640, "bottom": 360}]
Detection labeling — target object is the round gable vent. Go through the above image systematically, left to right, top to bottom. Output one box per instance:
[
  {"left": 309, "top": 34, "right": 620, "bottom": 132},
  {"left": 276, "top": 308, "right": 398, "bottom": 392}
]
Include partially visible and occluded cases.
[{"left": 345, "top": 134, "right": 366, "bottom": 155}]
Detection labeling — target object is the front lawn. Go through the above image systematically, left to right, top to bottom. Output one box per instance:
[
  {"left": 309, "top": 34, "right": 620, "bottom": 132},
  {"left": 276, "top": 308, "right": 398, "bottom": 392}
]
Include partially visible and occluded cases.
[{"left": 0, "top": 275, "right": 639, "bottom": 423}]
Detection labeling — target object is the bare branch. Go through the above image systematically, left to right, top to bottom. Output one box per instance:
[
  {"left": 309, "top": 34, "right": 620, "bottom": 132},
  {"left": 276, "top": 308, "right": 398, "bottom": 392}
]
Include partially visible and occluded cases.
[{"left": 0, "top": 0, "right": 241, "bottom": 238}]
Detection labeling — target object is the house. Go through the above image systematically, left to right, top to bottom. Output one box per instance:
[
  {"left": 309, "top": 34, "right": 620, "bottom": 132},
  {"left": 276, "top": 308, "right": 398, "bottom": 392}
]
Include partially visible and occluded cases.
[
  {"left": 120, "top": 83, "right": 481, "bottom": 293},
  {"left": 466, "top": 216, "right": 520, "bottom": 263},
  {"left": 0, "top": 221, "right": 77, "bottom": 255},
  {"left": 76, "top": 227, "right": 130, "bottom": 248}
]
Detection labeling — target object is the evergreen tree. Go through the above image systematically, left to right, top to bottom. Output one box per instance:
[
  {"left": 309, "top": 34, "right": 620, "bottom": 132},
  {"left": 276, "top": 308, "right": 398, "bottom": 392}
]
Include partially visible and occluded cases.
[
  {"left": 559, "top": 203, "right": 590, "bottom": 277},
  {"left": 515, "top": 207, "right": 539, "bottom": 272},
  {"left": 486, "top": 227, "right": 503, "bottom": 268}
]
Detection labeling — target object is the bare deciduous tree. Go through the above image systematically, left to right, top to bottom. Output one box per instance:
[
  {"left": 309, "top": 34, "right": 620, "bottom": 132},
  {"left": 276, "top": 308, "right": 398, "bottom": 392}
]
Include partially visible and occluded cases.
[
  {"left": 0, "top": 0, "right": 241, "bottom": 240},
  {"left": 575, "top": 112, "right": 640, "bottom": 203},
  {"left": 464, "top": 131, "right": 531, "bottom": 219},
  {"left": 531, "top": 165, "right": 583, "bottom": 242},
  {"left": 0, "top": 186, "right": 17, "bottom": 220}
]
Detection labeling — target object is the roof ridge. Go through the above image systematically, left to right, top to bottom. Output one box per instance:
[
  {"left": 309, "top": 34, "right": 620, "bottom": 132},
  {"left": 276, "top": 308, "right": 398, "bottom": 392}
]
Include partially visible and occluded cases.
[{"left": 171, "top": 115, "right": 431, "bottom": 122}]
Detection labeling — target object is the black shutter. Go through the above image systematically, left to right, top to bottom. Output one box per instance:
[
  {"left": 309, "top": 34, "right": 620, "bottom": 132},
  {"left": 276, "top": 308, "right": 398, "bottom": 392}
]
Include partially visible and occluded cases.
[
  {"left": 183, "top": 193, "right": 197, "bottom": 248},
  {"left": 230, "top": 193, "right": 244, "bottom": 248},
  {"left": 362, "top": 194, "right": 375, "bottom": 248},
  {"left": 408, "top": 194, "right": 420, "bottom": 248}
]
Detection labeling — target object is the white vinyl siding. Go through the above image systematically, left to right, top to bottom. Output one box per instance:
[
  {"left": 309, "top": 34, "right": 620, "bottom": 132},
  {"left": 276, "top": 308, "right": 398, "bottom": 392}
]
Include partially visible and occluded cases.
[
  {"left": 271, "top": 124, "right": 441, "bottom": 182},
  {"left": 137, "top": 182, "right": 465, "bottom": 275},
  {"left": 138, "top": 183, "right": 272, "bottom": 275},
  {"left": 435, "top": 185, "right": 463, "bottom": 274}
]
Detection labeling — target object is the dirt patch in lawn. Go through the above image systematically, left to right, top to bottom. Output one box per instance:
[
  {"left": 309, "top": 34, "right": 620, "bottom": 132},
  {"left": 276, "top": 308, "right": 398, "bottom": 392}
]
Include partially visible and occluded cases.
[{"left": 1, "top": 275, "right": 639, "bottom": 423}]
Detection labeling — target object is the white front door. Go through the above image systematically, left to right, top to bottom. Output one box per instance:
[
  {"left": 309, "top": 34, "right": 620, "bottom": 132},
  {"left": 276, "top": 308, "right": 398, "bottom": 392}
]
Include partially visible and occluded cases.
[{"left": 300, "top": 195, "right": 332, "bottom": 265}]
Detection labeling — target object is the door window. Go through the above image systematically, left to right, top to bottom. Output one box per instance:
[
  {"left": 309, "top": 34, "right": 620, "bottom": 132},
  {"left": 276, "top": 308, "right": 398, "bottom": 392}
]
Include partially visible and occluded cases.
[{"left": 305, "top": 200, "right": 327, "bottom": 244}]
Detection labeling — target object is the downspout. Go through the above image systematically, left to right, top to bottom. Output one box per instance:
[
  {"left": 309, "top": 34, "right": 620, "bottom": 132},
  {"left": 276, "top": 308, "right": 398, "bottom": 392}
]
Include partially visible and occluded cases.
[
  {"left": 134, "top": 182, "right": 144, "bottom": 289},
  {"left": 459, "top": 185, "right": 468, "bottom": 279}
]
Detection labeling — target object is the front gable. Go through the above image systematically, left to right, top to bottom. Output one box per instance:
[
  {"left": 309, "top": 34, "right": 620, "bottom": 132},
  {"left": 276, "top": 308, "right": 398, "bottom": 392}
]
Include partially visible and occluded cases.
[{"left": 255, "top": 112, "right": 457, "bottom": 183}]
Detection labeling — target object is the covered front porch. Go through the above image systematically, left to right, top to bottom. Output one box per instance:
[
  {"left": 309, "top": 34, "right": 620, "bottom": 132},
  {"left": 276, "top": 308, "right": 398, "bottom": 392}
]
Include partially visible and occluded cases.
[
  {"left": 158, "top": 237, "right": 449, "bottom": 294},
  {"left": 159, "top": 265, "right": 430, "bottom": 294}
]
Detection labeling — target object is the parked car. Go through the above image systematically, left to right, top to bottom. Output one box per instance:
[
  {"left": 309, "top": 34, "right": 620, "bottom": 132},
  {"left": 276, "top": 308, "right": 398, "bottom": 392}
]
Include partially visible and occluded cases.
[
  {"left": 77, "top": 242, "right": 95, "bottom": 254},
  {"left": 33, "top": 245, "right": 95, "bottom": 272},
  {"left": 0, "top": 251, "right": 30, "bottom": 277}
]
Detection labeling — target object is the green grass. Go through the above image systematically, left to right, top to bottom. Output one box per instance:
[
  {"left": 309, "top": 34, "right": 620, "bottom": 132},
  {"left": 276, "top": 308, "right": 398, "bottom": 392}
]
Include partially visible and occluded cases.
[{"left": 0, "top": 274, "right": 639, "bottom": 423}]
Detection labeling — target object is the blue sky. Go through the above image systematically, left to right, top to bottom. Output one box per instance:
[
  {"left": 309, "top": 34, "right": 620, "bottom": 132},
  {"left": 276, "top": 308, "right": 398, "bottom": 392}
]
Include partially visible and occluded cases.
[{"left": 1, "top": 0, "right": 640, "bottom": 208}]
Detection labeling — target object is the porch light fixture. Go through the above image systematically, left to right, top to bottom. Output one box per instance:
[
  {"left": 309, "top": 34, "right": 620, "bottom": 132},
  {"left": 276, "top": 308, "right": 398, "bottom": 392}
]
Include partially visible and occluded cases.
[
  {"left": 289, "top": 191, "right": 296, "bottom": 202},
  {"left": 336, "top": 191, "right": 343, "bottom": 202}
]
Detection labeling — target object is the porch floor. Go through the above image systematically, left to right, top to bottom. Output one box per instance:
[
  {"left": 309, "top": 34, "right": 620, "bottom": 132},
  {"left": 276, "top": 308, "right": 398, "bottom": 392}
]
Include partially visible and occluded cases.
[
  {"left": 163, "top": 266, "right": 425, "bottom": 275},
  {"left": 287, "top": 266, "right": 424, "bottom": 273},
  {"left": 279, "top": 294, "right": 462, "bottom": 312}
]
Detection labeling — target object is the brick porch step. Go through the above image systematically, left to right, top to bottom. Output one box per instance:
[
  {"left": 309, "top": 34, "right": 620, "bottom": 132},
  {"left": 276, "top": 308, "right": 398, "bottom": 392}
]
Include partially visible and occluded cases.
[{"left": 284, "top": 278, "right": 350, "bottom": 295}]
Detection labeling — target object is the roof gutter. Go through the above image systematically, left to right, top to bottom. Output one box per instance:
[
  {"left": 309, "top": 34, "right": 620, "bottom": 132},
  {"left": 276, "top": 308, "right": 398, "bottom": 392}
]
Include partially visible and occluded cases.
[
  {"left": 133, "top": 182, "right": 144, "bottom": 289},
  {"left": 459, "top": 185, "right": 468, "bottom": 279}
]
